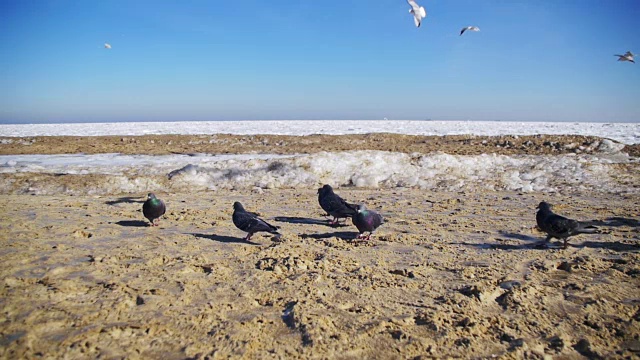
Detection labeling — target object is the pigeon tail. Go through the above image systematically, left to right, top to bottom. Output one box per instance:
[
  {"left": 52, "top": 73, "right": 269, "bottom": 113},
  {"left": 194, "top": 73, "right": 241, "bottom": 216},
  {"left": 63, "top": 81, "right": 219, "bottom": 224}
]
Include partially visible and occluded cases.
[{"left": 576, "top": 223, "right": 598, "bottom": 234}]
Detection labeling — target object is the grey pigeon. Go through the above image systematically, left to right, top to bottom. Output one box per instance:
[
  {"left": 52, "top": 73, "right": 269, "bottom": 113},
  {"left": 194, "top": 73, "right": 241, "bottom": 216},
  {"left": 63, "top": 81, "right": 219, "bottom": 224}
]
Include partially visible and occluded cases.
[
  {"left": 460, "top": 26, "right": 480, "bottom": 36},
  {"left": 615, "top": 51, "right": 635, "bottom": 63},
  {"left": 317, "top": 184, "right": 358, "bottom": 225},
  {"left": 143, "top": 193, "right": 166, "bottom": 226},
  {"left": 536, "top": 201, "right": 598, "bottom": 249},
  {"left": 232, "top": 202, "right": 280, "bottom": 241},
  {"left": 353, "top": 204, "right": 384, "bottom": 240}
]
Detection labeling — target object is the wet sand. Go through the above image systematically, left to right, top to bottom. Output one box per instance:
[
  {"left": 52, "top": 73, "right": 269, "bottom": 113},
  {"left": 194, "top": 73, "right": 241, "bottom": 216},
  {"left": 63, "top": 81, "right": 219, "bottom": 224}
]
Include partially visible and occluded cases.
[{"left": 0, "top": 135, "right": 639, "bottom": 358}]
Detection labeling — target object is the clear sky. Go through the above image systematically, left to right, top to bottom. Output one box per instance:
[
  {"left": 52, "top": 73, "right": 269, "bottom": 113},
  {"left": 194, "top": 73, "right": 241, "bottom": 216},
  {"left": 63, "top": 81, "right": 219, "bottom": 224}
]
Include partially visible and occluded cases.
[{"left": 0, "top": 0, "right": 638, "bottom": 124}]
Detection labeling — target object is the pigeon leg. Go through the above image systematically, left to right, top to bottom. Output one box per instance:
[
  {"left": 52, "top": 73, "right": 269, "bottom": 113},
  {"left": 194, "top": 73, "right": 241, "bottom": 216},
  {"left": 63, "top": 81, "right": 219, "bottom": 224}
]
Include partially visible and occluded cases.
[
  {"left": 329, "top": 217, "right": 340, "bottom": 226},
  {"left": 245, "top": 233, "right": 253, "bottom": 241},
  {"left": 365, "top": 233, "right": 372, "bottom": 241},
  {"left": 534, "top": 235, "right": 552, "bottom": 249},
  {"left": 563, "top": 238, "right": 568, "bottom": 249}
]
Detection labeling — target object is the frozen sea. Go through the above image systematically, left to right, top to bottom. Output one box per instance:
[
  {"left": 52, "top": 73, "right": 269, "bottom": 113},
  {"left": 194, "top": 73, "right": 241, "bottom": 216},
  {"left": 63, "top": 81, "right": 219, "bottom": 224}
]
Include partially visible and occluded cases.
[
  {"left": 0, "top": 120, "right": 638, "bottom": 195},
  {"left": 1, "top": 120, "right": 639, "bottom": 144}
]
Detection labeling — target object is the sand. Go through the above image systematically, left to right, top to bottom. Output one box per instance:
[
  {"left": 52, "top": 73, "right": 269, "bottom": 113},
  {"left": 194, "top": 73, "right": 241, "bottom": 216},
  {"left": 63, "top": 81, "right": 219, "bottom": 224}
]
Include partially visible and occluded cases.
[{"left": 1, "top": 135, "right": 639, "bottom": 359}]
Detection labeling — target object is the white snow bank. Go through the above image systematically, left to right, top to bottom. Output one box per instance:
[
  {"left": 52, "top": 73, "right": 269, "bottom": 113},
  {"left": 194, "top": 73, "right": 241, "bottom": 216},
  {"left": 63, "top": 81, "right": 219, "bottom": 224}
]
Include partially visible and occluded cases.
[{"left": 0, "top": 151, "right": 635, "bottom": 195}]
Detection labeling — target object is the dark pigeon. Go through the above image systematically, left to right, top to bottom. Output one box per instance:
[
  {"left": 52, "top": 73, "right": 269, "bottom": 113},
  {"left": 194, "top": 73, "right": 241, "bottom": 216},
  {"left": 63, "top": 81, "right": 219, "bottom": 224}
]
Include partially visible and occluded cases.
[
  {"left": 317, "top": 184, "right": 358, "bottom": 225},
  {"left": 143, "top": 193, "right": 166, "bottom": 226},
  {"left": 536, "top": 201, "right": 598, "bottom": 249},
  {"left": 232, "top": 202, "right": 280, "bottom": 241},
  {"left": 353, "top": 204, "right": 384, "bottom": 240}
]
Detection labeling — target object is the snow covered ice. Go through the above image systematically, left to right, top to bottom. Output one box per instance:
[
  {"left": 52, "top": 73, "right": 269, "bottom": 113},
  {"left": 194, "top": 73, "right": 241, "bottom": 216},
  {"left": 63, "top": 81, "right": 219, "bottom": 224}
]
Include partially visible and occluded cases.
[
  {"left": 1, "top": 120, "right": 638, "bottom": 144},
  {"left": 0, "top": 150, "right": 636, "bottom": 195}
]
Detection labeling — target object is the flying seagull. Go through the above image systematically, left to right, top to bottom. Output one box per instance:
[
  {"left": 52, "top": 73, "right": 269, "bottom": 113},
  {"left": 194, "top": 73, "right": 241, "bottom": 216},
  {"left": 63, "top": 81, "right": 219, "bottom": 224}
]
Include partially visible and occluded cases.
[
  {"left": 407, "top": 0, "right": 427, "bottom": 28},
  {"left": 460, "top": 26, "right": 480, "bottom": 36},
  {"left": 104, "top": 43, "right": 112, "bottom": 49},
  {"left": 615, "top": 51, "right": 635, "bottom": 63},
  {"left": 317, "top": 184, "right": 358, "bottom": 225},
  {"left": 143, "top": 193, "right": 166, "bottom": 226},
  {"left": 535, "top": 201, "right": 598, "bottom": 249},
  {"left": 232, "top": 202, "right": 280, "bottom": 241},
  {"left": 353, "top": 204, "right": 384, "bottom": 241}
]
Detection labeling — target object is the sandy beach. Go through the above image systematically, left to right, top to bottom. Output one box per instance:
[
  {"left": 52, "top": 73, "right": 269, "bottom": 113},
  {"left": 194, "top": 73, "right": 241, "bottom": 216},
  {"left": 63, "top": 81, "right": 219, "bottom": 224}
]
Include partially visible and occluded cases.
[{"left": 1, "top": 134, "right": 639, "bottom": 359}]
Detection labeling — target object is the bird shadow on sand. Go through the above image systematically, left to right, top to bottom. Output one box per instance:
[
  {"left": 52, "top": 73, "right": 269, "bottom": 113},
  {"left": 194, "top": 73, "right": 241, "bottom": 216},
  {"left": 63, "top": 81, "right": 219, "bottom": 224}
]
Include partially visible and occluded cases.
[
  {"left": 106, "top": 197, "right": 144, "bottom": 206},
  {"left": 274, "top": 216, "right": 348, "bottom": 227},
  {"left": 589, "top": 217, "right": 640, "bottom": 228},
  {"left": 115, "top": 220, "right": 149, "bottom": 227},
  {"left": 300, "top": 231, "right": 359, "bottom": 241},
  {"left": 453, "top": 231, "right": 548, "bottom": 251},
  {"left": 189, "top": 233, "right": 261, "bottom": 245},
  {"left": 573, "top": 241, "right": 640, "bottom": 252},
  {"left": 455, "top": 242, "right": 547, "bottom": 251}
]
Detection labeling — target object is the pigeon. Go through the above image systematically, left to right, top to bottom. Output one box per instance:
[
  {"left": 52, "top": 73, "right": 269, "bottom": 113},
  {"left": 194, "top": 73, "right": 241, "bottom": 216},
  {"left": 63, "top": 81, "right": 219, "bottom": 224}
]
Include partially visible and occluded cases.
[
  {"left": 407, "top": 0, "right": 427, "bottom": 28},
  {"left": 460, "top": 26, "right": 480, "bottom": 36},
  {"left": 104, "top": 43, "right": 112, "bottom": 49},
  {"left": 615, "top": 51, "right": 635, "bottom": 63},
  {"left": 317, "top": 184, "right": 358, "bottom": 225},
  {"left": 142, "top": 193, "right": 166, "bottom": 226},
  {"left": 536, "top": 201, "right": 598, "bottom": 249},
  {"left": 232, "top": 202, "right": 280, "bottom": 241},
  {"left": 352, "top": 204, "right": 384, "bottom": 240}
]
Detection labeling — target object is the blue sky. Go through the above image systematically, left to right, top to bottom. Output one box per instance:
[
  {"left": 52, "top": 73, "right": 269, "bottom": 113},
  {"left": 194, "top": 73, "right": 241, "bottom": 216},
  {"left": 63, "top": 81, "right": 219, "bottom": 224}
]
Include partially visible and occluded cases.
[{"left": 0, "top": 0, "right": 638, "bottom": 123}]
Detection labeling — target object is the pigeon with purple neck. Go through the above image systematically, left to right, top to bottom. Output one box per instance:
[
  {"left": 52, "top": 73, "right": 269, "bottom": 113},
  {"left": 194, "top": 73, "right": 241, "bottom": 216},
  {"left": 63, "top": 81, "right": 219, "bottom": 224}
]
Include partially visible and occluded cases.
[{"left": 353, "top": 204, "right": 384, "bottom": 241}]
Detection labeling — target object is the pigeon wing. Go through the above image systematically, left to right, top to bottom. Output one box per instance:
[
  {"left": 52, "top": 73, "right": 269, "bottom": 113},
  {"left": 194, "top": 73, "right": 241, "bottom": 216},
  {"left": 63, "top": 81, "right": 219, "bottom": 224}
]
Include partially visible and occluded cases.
[
  {"left": 546, "top": 214, "right": 578, "bottom": 237},
  {"left": 247, "top": 217, "right": 278, "bottom": 233}
]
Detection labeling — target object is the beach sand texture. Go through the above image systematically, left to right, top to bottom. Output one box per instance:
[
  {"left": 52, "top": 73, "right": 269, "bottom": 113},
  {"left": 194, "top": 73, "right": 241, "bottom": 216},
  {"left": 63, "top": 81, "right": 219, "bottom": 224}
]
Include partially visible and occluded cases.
[{"left": 0, "top": 134, "right": 639, "bottom": 359}]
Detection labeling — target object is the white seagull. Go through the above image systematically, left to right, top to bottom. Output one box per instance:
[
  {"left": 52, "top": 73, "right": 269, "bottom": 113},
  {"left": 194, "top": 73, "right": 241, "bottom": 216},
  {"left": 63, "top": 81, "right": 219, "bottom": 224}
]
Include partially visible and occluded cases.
[
  {"left": 407, "top": 0, "right": 427, "bottom": 28},
  {"left": 460, "top": 26, "right": 480, "bottom": 36},
  {"left": 104, "top": 43, "right": 112, "bottom": 49},
  {"left": 614, "top": 51, "right": 635, "bottom": 63}
]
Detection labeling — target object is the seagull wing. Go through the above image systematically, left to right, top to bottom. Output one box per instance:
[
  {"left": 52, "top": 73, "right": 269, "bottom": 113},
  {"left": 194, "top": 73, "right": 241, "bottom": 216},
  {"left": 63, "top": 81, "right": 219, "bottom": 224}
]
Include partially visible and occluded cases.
[
  {"left": 407, "top": 0, "right": 420, "bottom": 12},
  {"left": 419, "top": 6, "right": 426, "bottom": 17},
  {"left": 414, "top": 15, "right": 421, "bottom": 27},
  {"left": 460, "top": 27, "right": 468, "bottom": 36}
]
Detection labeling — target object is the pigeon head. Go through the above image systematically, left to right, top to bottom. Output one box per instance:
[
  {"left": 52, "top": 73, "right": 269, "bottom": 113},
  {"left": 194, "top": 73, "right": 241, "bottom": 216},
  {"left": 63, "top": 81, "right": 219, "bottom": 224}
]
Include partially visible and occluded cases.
[
  {"left": 318, "top": 184, "right": 334, "bottom": 194},
  {"left": 147, "top": 193, "right": 156, "bottom": 200},
  {"left": 233, "top": 202, "right": 245, "bottom": 211},
  {"left": 537, "top": 202, "right": 552, "bottom": 211},
  {"left": 356, "top": 204, "right": 367, "bottom": 213}
]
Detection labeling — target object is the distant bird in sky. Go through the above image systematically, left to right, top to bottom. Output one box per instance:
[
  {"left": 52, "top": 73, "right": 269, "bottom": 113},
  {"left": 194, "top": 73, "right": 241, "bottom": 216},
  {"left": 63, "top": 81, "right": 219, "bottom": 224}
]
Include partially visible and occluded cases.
[
  {"left": 407, "top": 0, "right": 427, "bottom": 28},
  {"left": 460, "top": 26, "right": 480, "bottom": 36},
  {"left": 104, "top": 43, "right": 112, "bottom": 49},
  {"left": 615, "top": 51, "right": 635, "bottom": 63},
  {"left": 143, "top": 193, "right": 166, "bottom": 226},
  {"left": 535, "top": 201, "right": 598, "bottom": 249},
  {"left": 232, "top": 202, "right": 280, "bottom": 241},
  {"left": 353, "top": 204, "right": 384, "bottom": 241}
]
